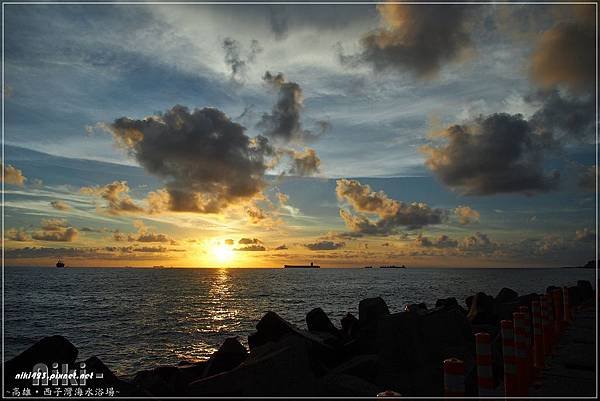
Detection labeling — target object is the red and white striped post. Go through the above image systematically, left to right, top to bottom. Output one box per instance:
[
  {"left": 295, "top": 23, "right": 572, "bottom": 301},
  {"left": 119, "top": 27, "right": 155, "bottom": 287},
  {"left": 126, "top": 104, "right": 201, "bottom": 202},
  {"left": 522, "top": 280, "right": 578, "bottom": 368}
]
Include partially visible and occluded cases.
[
  {"left": 562, "top": 286, "right": 572, "bottom": 323},
  {"left": 552, "top": 289, "right": 563, "bottom": 335},
  {"left": 531, "top": 300, "right": 545, "bottom": 373},
  {"left": 518, "top": 306, "right": 533, "bottom": 385},
  {"left": 513, "top": 312, "right": 529, "bottom": 395},
  {"left": 501, "top": 320, "right": 517, "bottom": 397},
  {"left": 475, "top": 332, "right": 495, "bottom": 396},
  {"left": 443, "top": 358, "right": 465, "bottom": 398}
]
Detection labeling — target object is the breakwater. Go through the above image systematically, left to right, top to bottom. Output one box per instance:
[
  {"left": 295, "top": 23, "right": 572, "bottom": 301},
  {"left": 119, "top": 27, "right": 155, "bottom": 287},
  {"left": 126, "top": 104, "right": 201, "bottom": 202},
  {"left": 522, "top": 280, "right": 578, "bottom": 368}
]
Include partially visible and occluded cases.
[{"left": 4, "top": 280, "right": 596, "bottom": 397}]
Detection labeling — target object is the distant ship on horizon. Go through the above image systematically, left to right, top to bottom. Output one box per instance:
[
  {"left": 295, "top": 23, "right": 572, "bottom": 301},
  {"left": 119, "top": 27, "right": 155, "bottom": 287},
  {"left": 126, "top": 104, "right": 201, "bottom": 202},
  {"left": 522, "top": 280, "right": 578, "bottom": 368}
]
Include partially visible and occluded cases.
[
  {"left": 56, "top": 258, "right": 65, "bottom": 268},
  {"left": 283, "top": 262, "right": 320, "bottom": 269},
  {"left": 379, "top": 264, "right": 406, "bottom": 269}
]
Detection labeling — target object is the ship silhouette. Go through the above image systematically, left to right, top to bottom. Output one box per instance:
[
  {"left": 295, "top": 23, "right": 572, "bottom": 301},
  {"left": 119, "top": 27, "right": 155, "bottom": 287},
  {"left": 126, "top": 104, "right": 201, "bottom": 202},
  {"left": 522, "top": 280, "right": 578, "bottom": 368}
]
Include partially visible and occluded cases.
[{"left": 283, "top": 262, "right": 320, "bottom": 269}]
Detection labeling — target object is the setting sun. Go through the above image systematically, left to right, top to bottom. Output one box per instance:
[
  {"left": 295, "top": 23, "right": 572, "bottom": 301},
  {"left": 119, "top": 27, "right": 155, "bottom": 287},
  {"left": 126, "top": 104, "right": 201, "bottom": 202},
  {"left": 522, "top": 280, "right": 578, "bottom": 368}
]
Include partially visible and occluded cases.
[{"left": 212, "top": 243, "right": 234, "bottom": 264}]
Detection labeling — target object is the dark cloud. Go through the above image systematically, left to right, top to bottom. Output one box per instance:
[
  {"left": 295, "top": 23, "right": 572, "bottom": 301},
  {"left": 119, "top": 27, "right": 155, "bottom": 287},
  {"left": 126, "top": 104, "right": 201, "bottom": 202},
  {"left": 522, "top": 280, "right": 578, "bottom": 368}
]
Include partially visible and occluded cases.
[
  {"left": 346, "top": 4, "right": 475, "bottom": 78},
  {"left": 268, "top": 6, "right": 288, "bottom": 39},
  {"left": 531, "top": 6, "right": 595, "bottom": 93},
  {"left": 222, "top": 37, "right": 262, "bottom": 83},
  {"left": 258, "top": 71, "right": 325, "bottom": 144},
  {"left": 527, "top": 89, "right": 595, "bottom": 143},
  {"left": 109, "top": 106, "right": 273, "bottom": 214},
  {"left": 422, "top": 113, "right": 560, "bottom": 196},
  {"left": 286, "top": 148, "right": 320, "bottom": 176},
  {"left": 1, "top": 163, "right": 26, "bottom": 186},
  {"left": 578, "top": 165, "right": 597, "bottom": 192},
  {"left": 336, "top": 178, "right": 446, "bottom": 234},
  {"left": 80, "top": 181, "right": 144, "bottom": 214},
  {"left": 50, "top": 200, "right": 70, "bottom": 211},
  {"left": 245, "top": 205, "right": 268, "bottom": 224},
  {"left": 80, "top": 227, "right": 103, "bottom": 233},
  {"left": 458, "top": 232, "right": 497, "bottom": 253},
  {"left": 415, "top": 234, "right": 458, "bottom": 248},
  {"left": 238, "top": 237, "right": 261, "bottom": 245},
  {"left": 305, "top": 240, "right": 345, "bottom": 251},
  {"left": 235, "top": 244, "right": 266, "bottom": 251},
  {"left": 275, "top": 244, "right": 288, "bottom": 250},
  {"left": 108, "top": 245, "right": 169, "bottom": 253},
  {"left": 4, "top": 246, "right": 177, "bottom": 260},
  {"left": 4, "top": 247, "right": 96, "bottom": 258}
]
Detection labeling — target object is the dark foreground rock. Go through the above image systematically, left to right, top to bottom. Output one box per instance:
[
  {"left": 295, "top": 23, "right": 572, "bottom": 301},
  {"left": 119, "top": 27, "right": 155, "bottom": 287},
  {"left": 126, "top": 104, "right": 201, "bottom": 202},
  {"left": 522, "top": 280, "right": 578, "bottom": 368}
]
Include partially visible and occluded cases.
[
  {"left": 359, "top": 297, "right": 389, "bottom": 325},
  {"left": 376, "top": 305, "right": 475, "bottom": 395},
  {"left": 306, "top": 307, "right": 340, "bottom": 337},
  {"left": 4, "top": 335, "right": 78, "bottom": 379},
  {"left": 188, "top": 335, "right": 321, "bottom": 396},
  {"left": 4, "top": 336, "right": 142, "bottom": 397},
  {"left": 203, "top": 337, "right": 247, "bottom": 377}
]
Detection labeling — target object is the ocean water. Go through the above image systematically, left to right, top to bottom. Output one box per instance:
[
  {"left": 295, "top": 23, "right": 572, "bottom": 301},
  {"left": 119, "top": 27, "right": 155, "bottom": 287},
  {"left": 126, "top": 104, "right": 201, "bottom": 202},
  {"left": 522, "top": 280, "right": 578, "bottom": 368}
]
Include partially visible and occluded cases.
[{"left": 4, "top": 266, "right": 596, "bottom": 376}]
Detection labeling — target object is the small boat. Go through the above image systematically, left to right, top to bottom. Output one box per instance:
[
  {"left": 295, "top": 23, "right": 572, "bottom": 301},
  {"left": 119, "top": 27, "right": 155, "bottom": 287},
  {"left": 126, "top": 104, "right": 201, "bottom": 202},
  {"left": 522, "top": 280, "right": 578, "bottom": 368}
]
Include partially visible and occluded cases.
[
  {"left": 56, "top": 258, "right": 65, "bottom": 268},
  {"left": 283, "top": 262, "right": 320, "bottom": 269},
  {"left": 379, "top": 265, "right": 406, "bottom": 269}
]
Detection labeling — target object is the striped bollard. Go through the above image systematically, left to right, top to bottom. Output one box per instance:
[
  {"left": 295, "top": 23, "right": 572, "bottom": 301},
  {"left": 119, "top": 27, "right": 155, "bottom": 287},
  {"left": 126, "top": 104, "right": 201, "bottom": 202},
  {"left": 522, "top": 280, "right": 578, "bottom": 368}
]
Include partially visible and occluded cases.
[
  {"left": 562, "top": 286, "right": 572, "bottom": 323},
  {"left": 552, "top": 289, "right": 563, "bottom": 335},
  {"left": 540, "top": 295, "right": 552, "bottom": 354},
  {"left": 531, "top": 300, "right": 545, "bottom": 373},
  {"left": 518, "top": 306, "right": 532, "bottom": 385},
  {"left": 513, "top": 312, "right": 528, "bottom": 395},
  {"left": 501, "top": 320, "right": 517, "bottom": 397},
  {"left": 475, "top": 333, "right": 495, "bottom": 396},
  {"left": 443, "top": 358, "right": 464, "bottom": 398}
]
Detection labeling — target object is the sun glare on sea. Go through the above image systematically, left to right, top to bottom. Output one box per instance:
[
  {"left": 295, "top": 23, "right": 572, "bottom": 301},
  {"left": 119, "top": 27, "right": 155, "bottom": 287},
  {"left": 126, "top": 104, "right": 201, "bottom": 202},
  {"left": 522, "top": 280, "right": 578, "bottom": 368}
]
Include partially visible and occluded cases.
[{"left": 212, "top": 243, "right": 234, "bottom": 264}]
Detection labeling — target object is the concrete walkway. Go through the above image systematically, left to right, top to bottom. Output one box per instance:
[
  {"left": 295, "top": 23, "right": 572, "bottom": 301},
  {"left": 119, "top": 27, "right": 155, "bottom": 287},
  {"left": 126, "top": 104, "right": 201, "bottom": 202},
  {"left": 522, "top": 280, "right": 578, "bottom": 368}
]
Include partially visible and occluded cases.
[{"left": 529, "top": 308, "right": 597, "bottom": 397}]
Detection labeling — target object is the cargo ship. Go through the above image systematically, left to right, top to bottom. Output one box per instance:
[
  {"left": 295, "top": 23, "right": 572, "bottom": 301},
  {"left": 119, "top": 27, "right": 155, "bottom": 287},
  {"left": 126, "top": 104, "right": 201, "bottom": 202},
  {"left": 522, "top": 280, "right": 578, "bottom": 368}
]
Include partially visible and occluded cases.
[
  {"left": 283, "top": 262, "right": 320, "bottom": 269},
  {"left": 380, "top": 265, "right": 406, "bottom": 269}
]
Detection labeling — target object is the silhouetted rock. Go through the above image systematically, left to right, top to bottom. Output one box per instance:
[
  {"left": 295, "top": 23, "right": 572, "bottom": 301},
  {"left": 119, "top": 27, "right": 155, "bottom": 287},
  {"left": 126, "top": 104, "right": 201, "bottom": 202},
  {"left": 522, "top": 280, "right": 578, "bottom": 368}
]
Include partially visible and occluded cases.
[
  {"left": 577, "top": 280, "right": 594, "bottom": 300},
  {"left": 495, "top": 287, "right": 518, "bottom": 303},
  {"left": 466, "top": 292, "right": 496, "bottom": 325},
  {"left": 516, "top": 293, "right": 539, "bottom": 308},
  {"left": 359, "top": 297, "right": 389, "bottom": 325},
  {"left": 436, "top": 297, "right": 458, "bottom": 308},
  {"left": 494, "top": 301, "right": 519, "bottom": 322},
  {"left": 404, "top": 303, "right": 428, "bottom": 313},
  {"left": 375, "top": 305, "right": 474, "bottom": 396},
  {"left": 306, "top": 308, "right": 339, "bottom": 337},
  {"left": 247, "top": 311, "right": 337, "bottom": 370},
  {"left": 340, "top": 313, "right": 359, "bottom": 338},
  {"left": 4, "top": 335, "right": 78, "bottom": 385},
  {"left": 188, "top": 336, "right": 321, "bottom": 396},
  {"left": 203, "top": 337, "right": 248, "bottom": 378},
  {"left": 331, "top": 354, "right": 379, "bottom": 383},
  {"left": 82, "top": 356, "right": 140, "bottom": 396},
  {"left": 133, "top": 365, "right": 190, "bottom": 396},
  {"left": 320, "top": 373, "right": 380, "bottom": 396}
]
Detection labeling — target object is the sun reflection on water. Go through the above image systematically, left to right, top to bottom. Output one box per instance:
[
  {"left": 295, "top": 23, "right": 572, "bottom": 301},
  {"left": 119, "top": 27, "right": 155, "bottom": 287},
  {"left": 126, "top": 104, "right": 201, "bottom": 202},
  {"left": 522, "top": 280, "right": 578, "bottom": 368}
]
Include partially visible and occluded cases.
[{"left": 207, "top": 268, "right": 241, "bottom": 333}]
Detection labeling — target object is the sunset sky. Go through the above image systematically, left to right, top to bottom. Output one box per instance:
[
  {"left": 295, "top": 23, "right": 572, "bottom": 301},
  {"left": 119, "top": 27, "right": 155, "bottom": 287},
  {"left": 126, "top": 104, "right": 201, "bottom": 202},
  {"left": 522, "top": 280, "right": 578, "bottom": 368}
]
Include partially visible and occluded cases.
[{"left": 2, "top": 2, "right": 596, "bottom": 267}]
